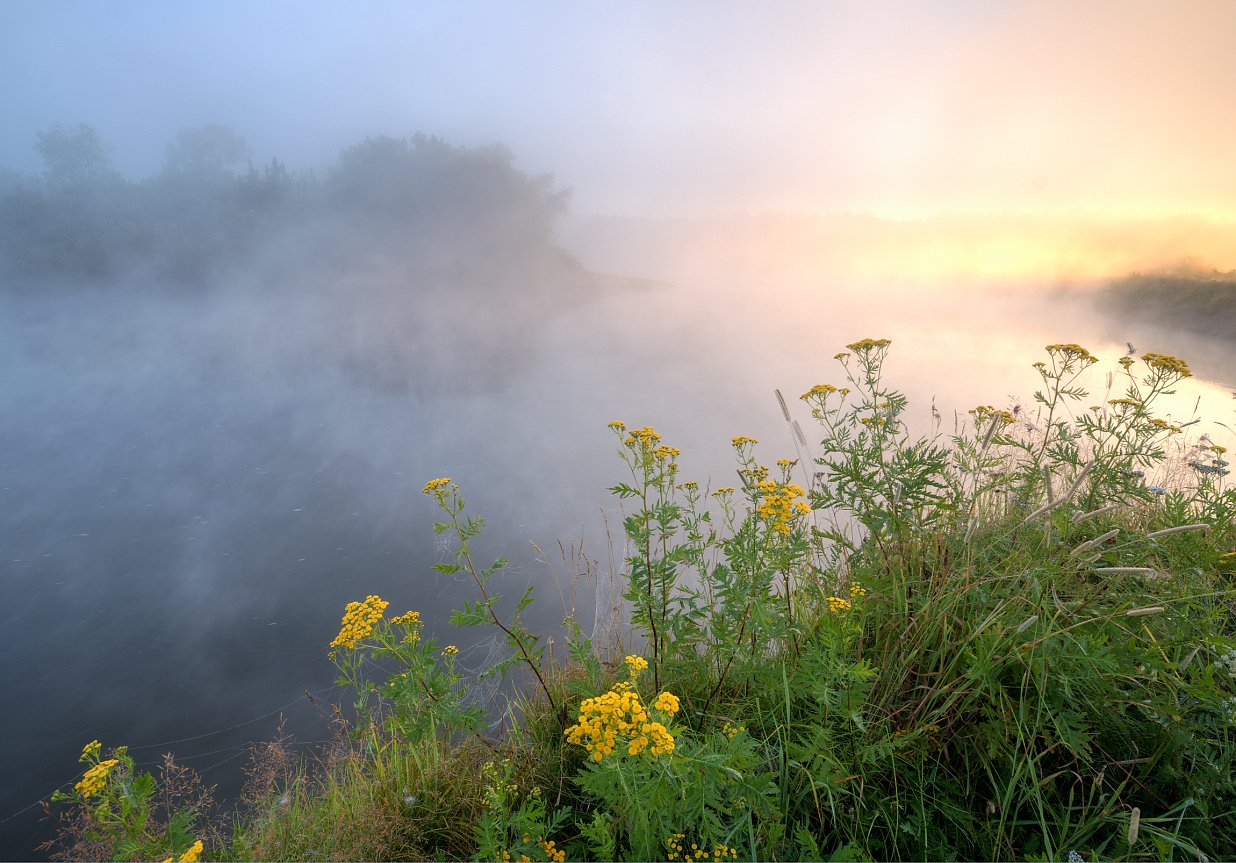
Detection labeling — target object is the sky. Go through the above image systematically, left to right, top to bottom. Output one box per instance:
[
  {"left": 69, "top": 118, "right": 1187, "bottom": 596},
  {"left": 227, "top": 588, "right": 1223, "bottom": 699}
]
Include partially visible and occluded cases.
[{"left": 3, "top": 0, "right": 1236, "bottom": 217}]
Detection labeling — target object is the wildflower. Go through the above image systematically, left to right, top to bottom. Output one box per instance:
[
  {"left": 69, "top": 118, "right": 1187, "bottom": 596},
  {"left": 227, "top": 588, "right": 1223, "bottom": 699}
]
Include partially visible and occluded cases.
[
  {"left": 846, "top": 337, "right": 892, "bottom": 353},
  {"left": 1045, "top": 343, "right": 1098, "bottom": 364},
  {"left": 833, "top": 352, "right": 850, "bottom": 361},
  {"left": 1142, "top": 352, "right": 1191, "bottom": 377},
  {"left": 1118, "top": 356, "right": 1135, "bottom": 369},
  {"left": 800, "top": 383, "right": 838, "bottom": 400},
  {"left": 1108, "top": 398, "right": 1144, "bottom": 410},
  {"left": 1148, "top": 418, "right": 1182, "bottom": 433},
  {"left": 607, "top": 420, "right": 626, "bottom": 431},
  {"left": 629, "top": 425, "right": 662, "bottom": 444},
  {"left": 731, "top": 435, "right": 758, "bottom": 447},
  {"left": 652, "top": 445, "right": 681, "bottom": 460},
  {"left": 1214, "top": 445, "right": 1228, "bottom": 455},
  {"left": 776, "top": 457, "right": 795, "bottom": 466},
  {"left": 1189, "top": 460, "right": 1230, "bottom": 476},
  {"left": 421, "top": 477, "right": 452, "bottom": 495},
  {"left": 681, "top": 480, "right": 698, "bottom": 489},
  {"left": 755, "top": 480, "right": 810, "bottom": 536},
  {"left": 713, "top": 487, "right": 735, "bottom": 496},
  {"left": 849, "top": 582, "right": 866, "bottom": 599},
  {"left": 329, "top": 595, "right": 388, "bottom": 650},
  {"left": 827, "top": 596, "right": 852, "bottom": 614},
  {"left": 390, "top": 610, "right": 420, "bottom": 626},
  {"left": 441, "top": 644, "right": 459, "bottom": 657},
  {"left": 624, "top": 654, "right": 648, "bottom": 678},
  {"left": 564, "top": 682, "right": 676, "bottom": 761},
  {"left": 653, "top": 691, "right": 680, "bottom": 715},
  {"left": 722, "top": 721, "right": 743, "bottom": 740},
  {"left": 80, "top": 740, "right": 101, "bottom": 760},
  {"left": 74, "top": 759, "right": 119, "bottom": 798},
  {"left": 542, "top": 839, "right": 565, "bottom": 863},
  {"left": 178, "top": 840, "right": 203, "bottom": 863}
]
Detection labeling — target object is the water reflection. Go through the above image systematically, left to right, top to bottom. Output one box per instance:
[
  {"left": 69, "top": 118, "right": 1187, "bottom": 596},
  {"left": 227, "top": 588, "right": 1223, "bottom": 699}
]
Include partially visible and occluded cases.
[{"left": 3, "top": 219, "right": 1233, "bottom": 857}]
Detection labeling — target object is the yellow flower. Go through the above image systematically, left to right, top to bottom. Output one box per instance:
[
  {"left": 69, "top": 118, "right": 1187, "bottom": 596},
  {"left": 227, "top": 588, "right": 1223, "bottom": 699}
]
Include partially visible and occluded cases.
[
  {"left": 846, "top": 337, "right": 892, "bottom": 353},
  {"left": 1045, "top": 343, "right": 1098, "bottom": 364},
  {"left": 1142, "top": 352, "right": 1191, "bottom": 377},
  {"left": 1118, "top": 356, "right": 1135, "bottom": 369},
  {"left": 800, "top": 383, "right": 838, "bottom": 400},
  {"left": 1108, "top": 398, "right": 1144, "bottom": 410},
  {"left": 607, "top": 420, "right": 626, "bottom": 431},
  {"left": 731, "top": 435, "right": 758, "bottom": 447},
  {"left": 653, "top": 445, "right": 681, "bottom": 460},
  {"left": 421, "top": 477, "right": 452, "bottom": 495},
  {"left": 755, "top": 480, "right": 811, "bottom": 536},
  {"left": 713, "top": 487, "right": 735, "bottom": 496},
  {"left": 849, "top": 582, "right": 866, "bottom": 599},
  {"left": 329, "top": 595, "right": 388, "bottom": 650},
  {"left": 826, "top": 596, "right": 852, "bottom": 614},
  {"left": 390, "top": 610, "right": 421, "bottom": 626},
  {"left": 442, "top": 644, "right": 459, "bottom": 657},
  {"left": 624, "top": 654, "right": 648, "bottom": 678},
  {"left": 564, "top": 681, "right": 675, "bottom": 760},
  {"left": 654, "top": 691, "right": 680, "bottom": 715},
  {"left": 722, "top": 722, "right": 743, "bottom": 740},
  {"left": 81, "top": 740, "right": 101, "bottom": 760},
  {"left": 75, "top": 759, "right": 119, "bottom": 798},
  {"left": 178, "top": 840, "right": 203, "bottom": 863}
]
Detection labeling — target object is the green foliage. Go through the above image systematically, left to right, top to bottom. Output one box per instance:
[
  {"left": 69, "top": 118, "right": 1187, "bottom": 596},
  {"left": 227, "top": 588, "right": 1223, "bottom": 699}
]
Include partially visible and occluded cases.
[{"left": 51, "top": 340, "right": 1236, "bottom": 861}]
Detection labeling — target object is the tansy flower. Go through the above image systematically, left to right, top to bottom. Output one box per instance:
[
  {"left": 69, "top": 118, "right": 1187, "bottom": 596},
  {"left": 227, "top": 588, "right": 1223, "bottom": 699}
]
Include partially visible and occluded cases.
[
  {"left": 846, "top": 337, "right": 892, "bottom": 353},
  {"left": 1142, "top": 352, "right": 1191, "bottom": 377},
  {"left": 731, "top": 435, "right": 758, "bottom": 447},
  {"left": 421, "top": 477, "right": 452, "bottom": 495},
  {"left": 329, "top": 595, "right": 388, "bottom": 650},
  {"left": 827, "top": 596, "right": 852, "bottom": 614},
  {"left": 441, "top": 644, "right": 459, "bottom": 657},
  {"left": 624, "top": 655, "right": 648, "bottom": 678},
  {"left": 654, "top": 691, "right": 680, "bottom": 715},
  {"left": 80, "top": 740, "right": 101, "bottom": 760},
  {"left": 75, "top": 759, "right": 119, "bottom": 798}
]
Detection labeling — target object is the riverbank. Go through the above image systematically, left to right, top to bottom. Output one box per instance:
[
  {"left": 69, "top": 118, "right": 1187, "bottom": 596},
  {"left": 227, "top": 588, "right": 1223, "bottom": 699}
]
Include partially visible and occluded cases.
[{"left": 46, "top": 340, "right": 1235, "bottom": 862}]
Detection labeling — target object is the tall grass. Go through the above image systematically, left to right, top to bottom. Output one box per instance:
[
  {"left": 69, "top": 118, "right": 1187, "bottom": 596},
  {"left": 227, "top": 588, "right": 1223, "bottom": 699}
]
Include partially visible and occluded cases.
[{"left": 49, "top": 340, "right": 1235, "bottom": 862}]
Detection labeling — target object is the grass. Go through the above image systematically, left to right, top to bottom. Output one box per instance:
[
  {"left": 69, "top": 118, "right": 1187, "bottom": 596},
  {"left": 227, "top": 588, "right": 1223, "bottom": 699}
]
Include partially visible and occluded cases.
[{"left": 47, "top": 339, "right": 1235, "bottom": 862}]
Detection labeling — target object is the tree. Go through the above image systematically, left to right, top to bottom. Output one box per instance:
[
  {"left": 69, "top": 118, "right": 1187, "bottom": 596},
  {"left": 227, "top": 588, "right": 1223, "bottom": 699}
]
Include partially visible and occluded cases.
[
  {"left": 34, "top": 123, "right": 116, "bottom": 185},
  {"left": 162, "top": 125, "right": 249, "bottom": 181}
]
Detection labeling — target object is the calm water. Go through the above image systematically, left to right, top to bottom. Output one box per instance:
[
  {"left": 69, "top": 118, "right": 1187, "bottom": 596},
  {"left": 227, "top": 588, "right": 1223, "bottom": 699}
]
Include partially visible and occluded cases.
[{"left": 3, "top": 219, "right": 1233, "bottom": 857}]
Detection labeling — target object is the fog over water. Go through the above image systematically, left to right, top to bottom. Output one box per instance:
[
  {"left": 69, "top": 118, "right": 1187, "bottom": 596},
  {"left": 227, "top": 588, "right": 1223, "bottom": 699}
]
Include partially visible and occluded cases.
[{"left": 4, "top": 2, "right": 1236, "bottom": 858}]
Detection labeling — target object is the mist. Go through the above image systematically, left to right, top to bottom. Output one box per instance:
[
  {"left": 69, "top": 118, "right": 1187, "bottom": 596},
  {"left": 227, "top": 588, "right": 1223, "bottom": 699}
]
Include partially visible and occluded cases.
[{"left": 4, "top": 3, "right": 1236, "bottom": 858}]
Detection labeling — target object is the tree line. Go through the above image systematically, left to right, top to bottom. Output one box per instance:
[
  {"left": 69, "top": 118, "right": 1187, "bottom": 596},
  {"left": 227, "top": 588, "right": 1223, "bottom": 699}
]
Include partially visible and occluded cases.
[{"left": 0, "top": 123, "right": 574, "bottom": 290}]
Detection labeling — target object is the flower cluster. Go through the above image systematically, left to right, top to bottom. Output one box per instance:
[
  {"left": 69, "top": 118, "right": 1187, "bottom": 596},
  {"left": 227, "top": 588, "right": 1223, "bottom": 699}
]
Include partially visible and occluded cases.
[
  {"left": 846, "top": 337, "right": 892, "bottom": 353},
  {"left": 1045, "top": 343, "right": 1098, "bottom": 364},
  {"left": 1142, "top": 352, "right": 1191, "bottom": 377},
  {"left": 799, "top": 383, "right": 848, "bottom": 401},
  {"left": 1108, "top": 398, "right": 1144, "bottom": 411},
  {"left": 971, "top": 405, "right": 1016, "bottom": 425},
  {"left": 1148, "top": 418, "right": 1182, "bottom": 434},
  {"left": 623, "top": 425, "right": 662, "bottom": 446},
  {"left": 730, "top": 435, "right": 758, "bottom": 448},
  {"left": 653, "top": 445, "right": 681, "bottom": 461},
  {"left": 421, "top": 477, "right": 454, "bottom": 496},
  {"left": 754, "top": 479, "right": 811, "bottom": 536},
  {"left": 712, "top": 487, "right": 736, "bottom": 496},
  {"left": 849, "top": 582, "right": 866, "bottom": 599},
  {"left": 329, "top": 594, "right": 388, "bottom": 650},
  {"left": 827, "top": 596, "right": 852, "bottom": 614},
  {"left": 390, "top": 610, "right": 421, "bottom": 626},
  {"left": 441, "top": 644, "right": 459, "bottom": 657},
  {"left": 624, "top": 654, "right": 649, "bottom": 678},
  {"left": 564, "top": 682, "right": 677, "bottom": 761},
  {"left": 721, "top": 722, "right": 744, "bottom": 740},
  {"left": 81, "top": 740, "right": 101, "bottom": 760},
  {"left": 75, "top": 758, "right": 119, "bottom": 798},
  {"left": 666, "top": 834, "right": 738, "bottom": 862},
  {"left": 541, "top": 839, "right": 566, "bottom": 862}
]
